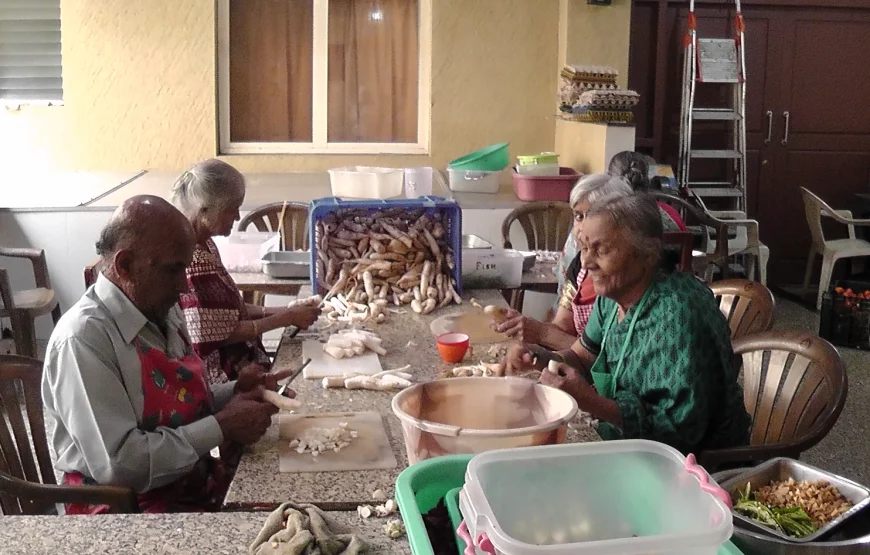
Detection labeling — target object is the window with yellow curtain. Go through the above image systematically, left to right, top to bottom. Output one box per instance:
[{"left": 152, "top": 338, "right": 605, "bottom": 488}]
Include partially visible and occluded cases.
[{"left": 225, "top": 0, "right": 422, "bottom": 150}]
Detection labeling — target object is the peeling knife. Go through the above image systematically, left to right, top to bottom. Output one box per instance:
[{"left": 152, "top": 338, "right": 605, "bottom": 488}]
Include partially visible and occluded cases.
[{"left": 277, "top": 357, "right": 312, "bottom": 396}]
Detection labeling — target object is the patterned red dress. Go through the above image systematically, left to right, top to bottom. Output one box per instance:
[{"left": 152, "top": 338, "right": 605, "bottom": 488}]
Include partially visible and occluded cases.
[{"left": 179, "top": 239, "right": 271, "bottom": 384}]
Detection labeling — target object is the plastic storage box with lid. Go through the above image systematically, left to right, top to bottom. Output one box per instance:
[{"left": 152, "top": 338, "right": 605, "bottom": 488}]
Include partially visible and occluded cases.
[
  {"left": 515, "top": 153, "right": 560, "bottom": 177},
  {"left": 328, "top": 166, "right": 404, "bottom": 199},
  {"left": 512, "top": 167, "right": 580, "bottom": 202},
  {"left": 308, "top": 196, "right": 462, "bottom": 294},
  {"left": 212, "top": 231, "right": 280, "bottom": 273},
  {"left": 458, "top": 440, "right": 734, "bottom": 555}
]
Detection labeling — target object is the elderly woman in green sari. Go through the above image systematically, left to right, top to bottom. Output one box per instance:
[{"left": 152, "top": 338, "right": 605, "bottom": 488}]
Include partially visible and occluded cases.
[{"left": 504, "top": 193, "right": 750, "bottom": 455}]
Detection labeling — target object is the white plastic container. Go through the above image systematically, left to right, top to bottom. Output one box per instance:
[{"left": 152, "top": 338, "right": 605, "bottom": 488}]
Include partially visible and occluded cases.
[
  {"left": 516, "top": 153, "right": 560, "bottom": 177},
  {"left": 514, "top": 163, "right": 560, "bottom": 177},
  {"left": 328, "top": 166, "right": 404, "bottom": 199},
  {"left": 404, "top": 167, "right": 434, "bottom": 198},
  {"left": 448, "top": 168, "right": 501, "bottom": 194},
  {"left": 212, "top": 231, "right": 280, "bottom": 273},
  {"left": 461, "top": 249, "right": 524, "bottom": 289},
  {"left": 459, "top": 441, "right": 733, "bottom": 555}
]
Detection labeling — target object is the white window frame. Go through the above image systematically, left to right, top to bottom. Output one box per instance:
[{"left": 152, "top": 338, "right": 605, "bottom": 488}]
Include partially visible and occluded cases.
[{"left": 217, "top": 0, "right": 432, "bottom": 155}]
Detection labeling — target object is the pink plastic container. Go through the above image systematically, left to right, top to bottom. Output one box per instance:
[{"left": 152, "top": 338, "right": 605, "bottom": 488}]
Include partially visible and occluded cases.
[{"left": 512, "top": 167, "right": 581, "bottom": 202}]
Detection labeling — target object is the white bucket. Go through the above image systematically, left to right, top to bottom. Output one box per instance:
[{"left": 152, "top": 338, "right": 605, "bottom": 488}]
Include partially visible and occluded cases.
[{"left": 404, "top": 167, "right": 434, "bottom": 198}]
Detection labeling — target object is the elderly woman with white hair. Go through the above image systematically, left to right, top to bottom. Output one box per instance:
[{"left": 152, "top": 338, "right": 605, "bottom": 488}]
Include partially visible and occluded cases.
[
  {"left": 552, "top": 151, "right": 686, "bottom": 319},
  {"left": 171, "top": 159, "right": 320, "bottom": 385},
  {"left": 492, "top": 174, "right": 632, "bottom": 349},
  {"left": 504, "top": 193, "right": 750, "bottom": 455}
]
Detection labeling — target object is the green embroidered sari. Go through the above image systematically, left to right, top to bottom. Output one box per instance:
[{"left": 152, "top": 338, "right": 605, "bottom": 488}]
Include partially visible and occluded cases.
[{"left": 580, "top": 272, "right": 751, "bottom": 454}]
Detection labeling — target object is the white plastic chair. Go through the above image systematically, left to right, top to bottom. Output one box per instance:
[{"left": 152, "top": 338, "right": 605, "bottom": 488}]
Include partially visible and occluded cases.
[
  {"left": 800, "top": 187, "right": 870, "bottom": 310},
  {"left": 705, "top": 210, "right": 769, "bottom": 286}
]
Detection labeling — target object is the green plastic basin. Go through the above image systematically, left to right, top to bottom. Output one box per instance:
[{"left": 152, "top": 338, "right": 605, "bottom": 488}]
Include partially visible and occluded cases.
[
  {"left": 448, "top": 143, "right": 509, "bottom": 171},
  {"left": 395, "top": 454, "right": 473, "bottom": 555}
]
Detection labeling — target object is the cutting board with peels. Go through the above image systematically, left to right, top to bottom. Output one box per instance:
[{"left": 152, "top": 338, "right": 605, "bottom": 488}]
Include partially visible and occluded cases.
[
  {"left": 430, "top": 310, "right": 507, "bottom": 344},
  {"left": 277, "top": 412, "right": 398, "bottom": 473}
]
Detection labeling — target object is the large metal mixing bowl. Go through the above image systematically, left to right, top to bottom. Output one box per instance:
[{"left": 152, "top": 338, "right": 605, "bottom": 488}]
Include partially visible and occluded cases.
[{"left": 715, "top": 469, "right": 870, "bottom": 554}]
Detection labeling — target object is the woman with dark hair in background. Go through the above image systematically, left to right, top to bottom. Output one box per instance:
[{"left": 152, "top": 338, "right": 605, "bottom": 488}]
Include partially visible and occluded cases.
[{"left": 553, "top": 151, "right": 686, "bottom": 322}]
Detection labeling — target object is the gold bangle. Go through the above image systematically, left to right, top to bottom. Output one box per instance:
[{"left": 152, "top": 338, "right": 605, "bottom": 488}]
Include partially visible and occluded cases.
[
  {"left": 261, "top": 306, "right": 268, "bottom": 318},
  {"left": 252, "top": 320, "right": 260, "bottom": 337}
]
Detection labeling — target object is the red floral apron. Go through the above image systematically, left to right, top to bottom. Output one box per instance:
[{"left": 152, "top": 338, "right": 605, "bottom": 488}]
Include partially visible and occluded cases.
[{"left": 64, "top": 334, "right": 228, "bottom": 514}]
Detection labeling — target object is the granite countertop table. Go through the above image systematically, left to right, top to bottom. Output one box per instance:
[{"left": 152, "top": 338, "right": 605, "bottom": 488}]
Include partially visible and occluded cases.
[
  {"left": 223, "top": 289, "right": 600, "bottom": 510},
  {"left": 223, "top": 290, "right": 506, "bottom": 510},
  {"left": 0, "top": 511, "right": 411, "bottom": 555}
]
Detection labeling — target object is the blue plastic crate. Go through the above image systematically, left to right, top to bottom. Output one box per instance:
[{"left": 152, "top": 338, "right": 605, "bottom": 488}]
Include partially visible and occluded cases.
[{"left": 308, "top": 196, "right": 462, "bottom": 296}]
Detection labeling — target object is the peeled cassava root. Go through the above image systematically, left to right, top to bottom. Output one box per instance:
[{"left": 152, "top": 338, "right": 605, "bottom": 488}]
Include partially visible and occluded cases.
[
  {"left": 316, "top": 208, "right": 461, "bottom": 316},
  {"left": 323, "top": 329, "right": 386, "bottom": 360},
  {"left": 322, "top": 366, "right": 414, "bottom": 391},
  {"left": 262, "top": 389, "right": 303, "bottom": 411}
]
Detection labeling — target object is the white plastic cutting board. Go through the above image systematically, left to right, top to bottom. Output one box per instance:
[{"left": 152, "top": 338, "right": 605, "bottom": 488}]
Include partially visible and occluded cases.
[{"left": 300, "top": 340, "right": 383, "bottom": 379}]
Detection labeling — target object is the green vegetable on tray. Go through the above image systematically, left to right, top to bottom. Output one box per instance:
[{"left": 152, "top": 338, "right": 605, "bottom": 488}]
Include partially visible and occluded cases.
[{"left": 734, "top": 483, "right": 818, "bottom": 538}]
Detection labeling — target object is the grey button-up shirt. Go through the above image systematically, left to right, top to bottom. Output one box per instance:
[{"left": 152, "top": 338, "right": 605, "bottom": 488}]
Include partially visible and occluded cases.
[{"left": 42, "top": 274, "right": 235, "bottom": 493}]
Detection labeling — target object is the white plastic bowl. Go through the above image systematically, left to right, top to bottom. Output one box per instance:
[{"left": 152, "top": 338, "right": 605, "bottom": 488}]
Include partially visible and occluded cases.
[{"left": 391, "top": 377, "right": 578, "bottom": 464}]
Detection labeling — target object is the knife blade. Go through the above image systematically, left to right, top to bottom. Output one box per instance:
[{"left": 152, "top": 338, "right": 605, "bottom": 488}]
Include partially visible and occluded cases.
[{"left": 276, "top": 357, "right": 312, "bottom": 396}]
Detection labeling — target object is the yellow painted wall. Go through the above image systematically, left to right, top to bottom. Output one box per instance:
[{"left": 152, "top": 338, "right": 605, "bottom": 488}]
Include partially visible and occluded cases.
[
  {"left": 0, "top": 0, "right": 560, "bottom": 174},
  {"left": 563, "top": 0, "right": 632, "bottom": 88}
]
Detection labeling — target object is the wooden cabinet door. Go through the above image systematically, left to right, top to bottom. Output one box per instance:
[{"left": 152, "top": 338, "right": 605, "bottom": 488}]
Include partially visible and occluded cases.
[{"left": 761, "top": 8, "right": 870, "bottom": 283}]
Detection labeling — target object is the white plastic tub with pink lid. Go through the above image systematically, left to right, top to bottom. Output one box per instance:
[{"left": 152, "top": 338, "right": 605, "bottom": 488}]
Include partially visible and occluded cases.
[{"left": 456, "top": 440, "right": 734, "bottom": 555}]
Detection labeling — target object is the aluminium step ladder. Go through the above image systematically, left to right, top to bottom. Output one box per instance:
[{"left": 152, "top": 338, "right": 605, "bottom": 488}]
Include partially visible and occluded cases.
[{"left": 678, "top": 0, "right": 748, "bottom": 213}]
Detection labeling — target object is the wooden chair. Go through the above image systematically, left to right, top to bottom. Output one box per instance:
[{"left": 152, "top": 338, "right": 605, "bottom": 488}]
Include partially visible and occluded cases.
[
  {"left": 652, "top": 193, "right": 730, "bottom": 280},
  {"left": 238, "top": 201, "right": 310, "bottom": 251},
  {"left": 238, "top": 202, "right": 310, "bottom": 306},
  {"left": 501, "top": 202, "right": 573, "bottom": 311},
  {"left": 662, "top": 231, "right": 694, "bottom": 273},
  {"left": 0, "top": 248, "right": 61, "bottom": 359},
  {"left": 84, "top": 259, "right": 100, "bottom": 289},
  {"left": 710, "top": 279, "right": 775, "bottom": 341},
  {"left": 699, "top": 331, "right": 847, "bottom": 473},
  {"left": 0, "top": 355, "right": 137, "bottom": 514}
]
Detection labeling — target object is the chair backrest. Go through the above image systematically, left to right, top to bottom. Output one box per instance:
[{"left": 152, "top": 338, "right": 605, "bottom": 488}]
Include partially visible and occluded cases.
[
  {"left": 800, "top": 187, "right": 831, "bottom": 250},
  {"left": 653, "top": 193, "right": 730, "bottom": 263},
  {"left": 238, "top": 201, "right": 310, "bottom": 250},
  {"left": 501, "top": 201, "right": 573, "bottom": 251},
  {"left": 662, "top": 232, "right": 694, "bottom": 273},
  {"left": 84, "top": 259, "right": 100, "bottom": 289},
  {"left": 0, "top": 269, "right": 13, "bottom": 312},
  {"left": 711, "top": 279, "right": 775, "bottom": 341},
  {"left": 735, "top": 331, "right": 846, "bottom": 451},
  {"left": 0, "top": 355, "right": 55, "bottom": 514}
]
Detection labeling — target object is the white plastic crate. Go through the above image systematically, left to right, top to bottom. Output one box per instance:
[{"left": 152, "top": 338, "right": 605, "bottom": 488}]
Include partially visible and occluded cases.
[{"left": 328, "top": 166, "right": 404, "bottom": 199}]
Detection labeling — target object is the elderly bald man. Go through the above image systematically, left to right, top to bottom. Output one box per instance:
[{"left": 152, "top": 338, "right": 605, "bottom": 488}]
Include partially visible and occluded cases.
[{"left": 42, "top": 195, "right": 286, "bottom": 514}]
